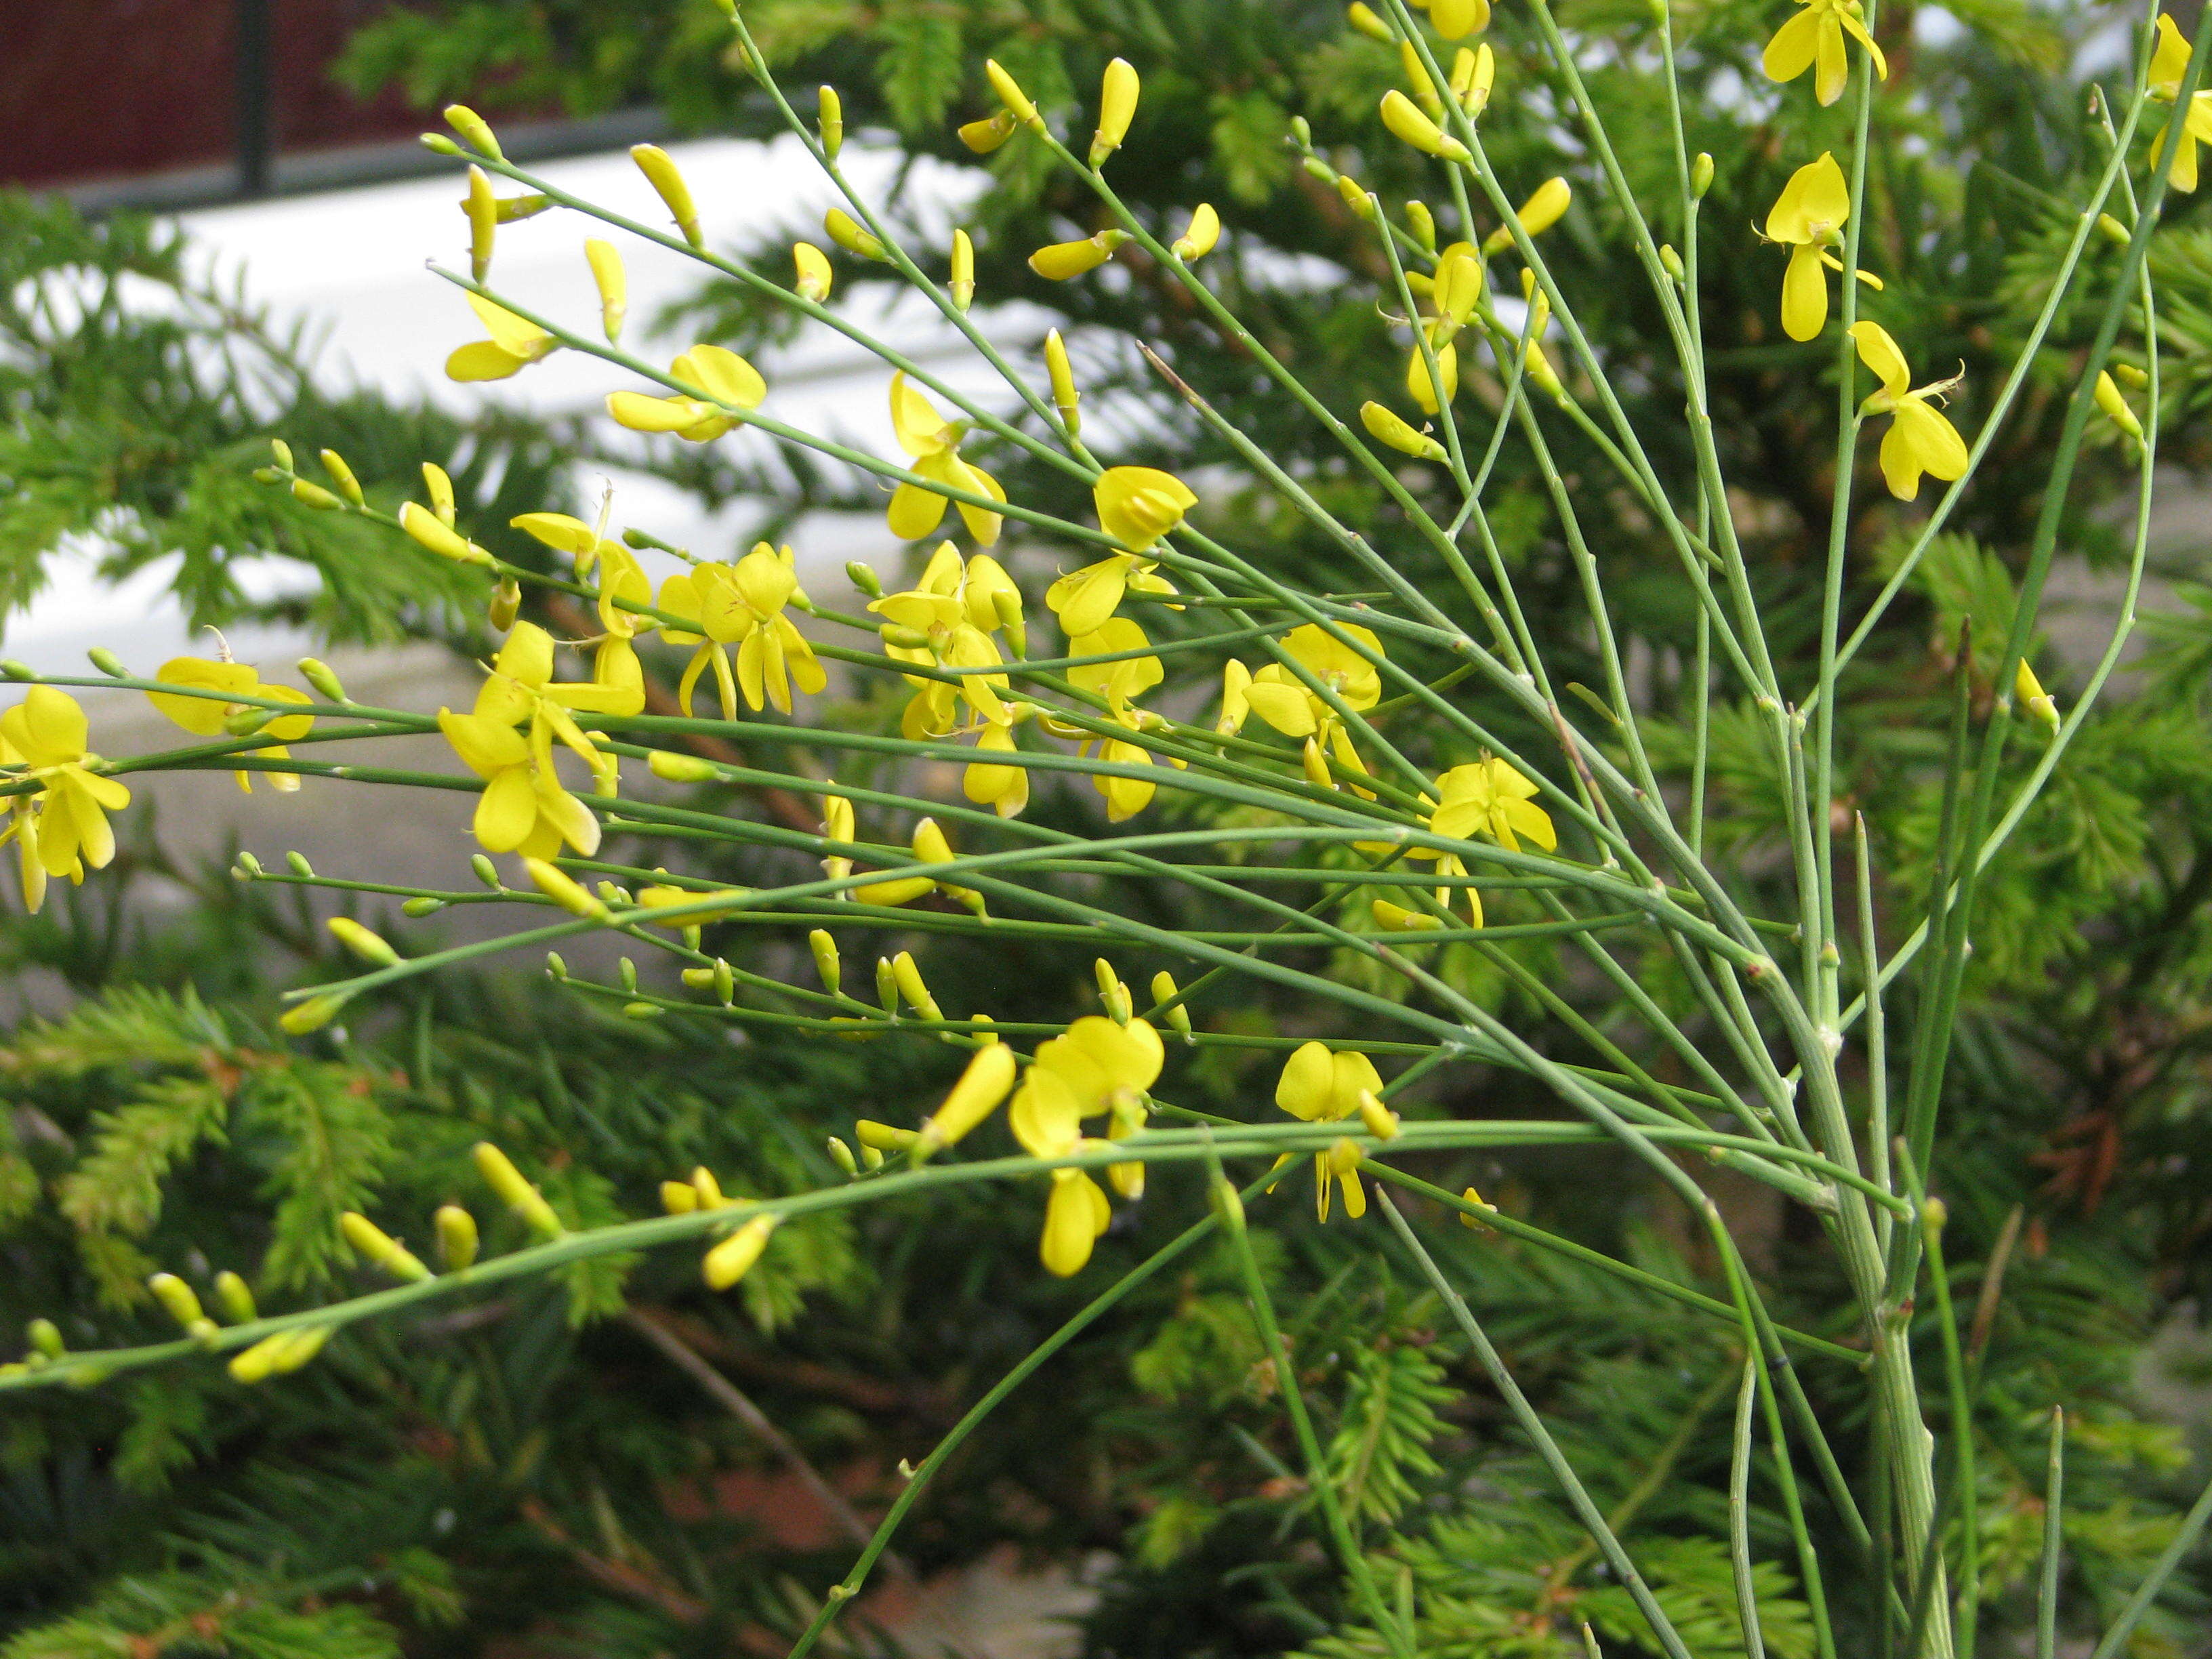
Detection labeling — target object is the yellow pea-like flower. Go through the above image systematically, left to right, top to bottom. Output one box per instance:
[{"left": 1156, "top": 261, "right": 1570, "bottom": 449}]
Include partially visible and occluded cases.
[
  {"left": 1432, "top": 0, "right": 1491, "bottom": 37},
  {"left": 1763, "top": 0, "right": 1887, "bottom": 106},
  {"left": 2148, "top": 15, "right": 2212, "bottom": 190},
  {"left": 985, "top": 59, "right": 1040, "bottom": 127},
  {"left": 1380, "top": 89, "right": 1471, "bottom": 161},
  {"left": 960, "top": 110, "right": 1019, "bottom": 152},
  {"left": 1763, "top": 152, "right": 1882, "bottom": 342},
  {"left": 464, "top": 165, "right": 496, "bottom": 281},
  {"left": 1483, "top": 176, "right": 1572, "bottom": 255},
  {"left": 1172, "top": 203, "right": 1221, "bottom": 261},
  {"left": 950, "top": 228, "right": 976, "bottom": 310},
  {"left": 1029, "top": 230, "right": 1128, "bottom": 281},
  {"left": 585, "top": 239, "right": 626, "bottom": 342},
  {"left": 794, "top": 241, "right": 832, "bottom": 302},
  {"left": 445, "top": 292, "right": 556, "bottom": 382},
  {"left": 1847, "top": 322, "right": 1970, "bottom": 501},
  {"left": 1362, "top": 401, "right": 1448, "bottom": 461},
  {"left": 1429, "top": 756, "right": 1557, "bottom": 853},
  {"left": 922, "top": 1042, "right": 1020, "bottom": 1151},
  {"left": 1275, "top": 1043, "right": 1386, "bottom": 1221},
  {"left": 703, "top": 1214, "right": 779, "bottom": 1290}
]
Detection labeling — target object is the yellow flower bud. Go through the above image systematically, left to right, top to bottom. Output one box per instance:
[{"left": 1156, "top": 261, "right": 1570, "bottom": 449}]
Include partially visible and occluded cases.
[
  {"left": 1347, "top": 3, "right": 1394, "bottom": 42},
  {"left": 1401, "top": 40, "right": 1443, "bottom": 115},
  {"left": 1452, "top": 43, "right": 1495, "bottom": 115},
  {"left": 1091, "top": 58, "right": 1140, "bottom": 166},
  {"left": 985, "top": 59, "right": 1040, "bottom": 127},
  {"left": 818, "top": 85, "right": 844, "bottom": 158},
  {"left": 1380, "top": 89, "right": 1470, "bottom": 162},
  {"left": 444, "top": 104, "right": 503, "bottom": 159},
  {"left": 959, "top": 110, "right": 1019, "bottom": 153},
  {"left": 632, "top": 144, "right": 701, "bottom": 247},
  {"left": 465, "top": 165, "right": 496, "bottom": 281},
  {"left": 1336, "top": 174, "right": 1378, "bottom": 220},
  {"left": 1484, "top": 176, "right": 1572, "bottom": 254},
  {"left": 1406, "top": 200, "right": 1437, "bottom": 251},
  {"left": 1171, "top": 203, "right": 1221, "bottom": 262},
  {"left": 825, "top": 207, "right": 887, "bottom": 261},
  {"left": 2097, "top": 212, "right": 2131, "bottom": 245},
  {"left": 950, "top": 228, "right": 976, "bottom": 310},
  {"left": 1028, "top": 230, "right": 1126, "bottom": 281},
  {"left": 586, "top": 238, "right": 627, "bottom": 342},
  {"left": 793, "top": 241, "right": 833, "bottom": 303},
  {"left": 1044, "top": 329, "right": 1080, "bottom": 432},
  {"left": 1407, "top": 339, "right": 1458, "bottom": 413},
  {"left": 2114, "top": 362, "right": 2150, "bottom": 389},
  {"left": 2094, "top": 370, "right": 2143, "bottom": 441},
  {"left": 1362, "top": 400, "right": 1448, "bottom": 461},
  {"left": 317, "top": 449, "right": 363, "bottom": 507},
  {"left": 291, "top": 479, "right": 344, "bottom": 510},
  {"left": 398, "top": 501, "right": 491, "bottom": 567},
  {"left": 2015, "top": 659, "right": 2060, "bottom": 729},
  {"left": 1303, "top": 735, "right": 1336, "bottom": 790},
  {"left": 649, "top": 749, "right": 720, "bottom": 783},
  {"left": 524, "top": 857, "right": 611, "bottom": 920},
  {"left": 1371, "top": 898, "right": 1427, "bottom": 930},
  {"left": 326, "top": 916, "right": 399, "bottom": 967},
  {"left": 809, "top": 928, "right": 842, "bottom": 994},
  {"left": 891, "top": 951, "right": 944, "bottom": 1022},
  {"left": 1094, "top": 957, "right": 1133, "bottom": 1023},
  {"left": 1149, "top": 971, "right": 1194, "bottom": 1040},
  {"left": 279, "top": 994, "right": 348, "bottom": 1035},
  {"left": 924, "top": 1041, "right": 1019, "bottom": 1148},
  {"left": 1357, "top": 1090, "right": 1401, "bottom": 1140},
  {"left": 855, "top": 1119, "right": 920, "bottom": 1152},
  {"left": 826, "top": 1136, "right": 859, "bottom": 1176},
  {"left": 473, "top": 1142, "right": 564, "bottom": 1236},
  {"left": 691, "top": 1166, "right": 726, "bottom": 1208},
  {"left": 661, "top": 1179, "right": 698, "bottom": 1214},
  {"left": 1458, "top": 1185, "right": 1492, "bottom": 1228},
  {"left": 435, "top": 1205, "right": 478, "bottom": 1270},
  {"left": 340, "top": 1212, "right": 432, "bottom": 1282},
  {"left": 703, "top": 1214, "right": 778, "bottom": 1290},
  {"left": 213, "top": 1271, "right": 258, "bottom": 1324},
  {"left": 148, "top": 1273, "right": 205, "bottom": 1330},
  {"left": 230, "top": 1324, "right": 331, "bottom": 1384}
]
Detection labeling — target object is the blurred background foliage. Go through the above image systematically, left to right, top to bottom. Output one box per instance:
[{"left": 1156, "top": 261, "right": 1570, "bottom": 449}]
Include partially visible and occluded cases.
[{"left": 1, "top": 1, "right": 2210, "bottom": 1656}]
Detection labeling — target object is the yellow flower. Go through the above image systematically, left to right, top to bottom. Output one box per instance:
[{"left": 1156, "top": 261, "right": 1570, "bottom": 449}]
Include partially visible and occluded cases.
[
  {"left": 1432, "top": 0, "right": 1490, "bottom": 37},
  {"left": 1763, "top": 0, "right": 1887, "bottom": 106},
  {"left": 2148, "top": 14, "right": 2212, "bottom": 190},
  {"left": 1764, "top": 152, "right": 1883, "bottom": 342},
  {"left": 1029, "top": 231, "right": 1129, "bottom": 281},
  {"left": 445, "top": 293, "right": 556, "bottom": 382},
  {"left": 1848, "top": 323, "right": 1970, "bottom": 501},
  {"left": 606, "top": 345, "right": 766, "bottom": 441},
  {"left": 886, "top": 373, "right": 1006, "bottom": 545},
  {"left": 1094, "top": 466, "right": 1197, "bottom": 552},
  {"left": 875, "top": 541, "right": 1019, "bottom": 737},
  {"left": 659, "top": 544, "right": 827, "bottom": 718},
  {"left": 1066, "top": 617, "right": 1166, "bottom": 708},
  {"left": 436, "top": 622, "right": 628, "bottom": 859},
  {"left": 1238, "top": 623, "right": 1385, "bottom": 739},
  {"left": 146, "top": 657, "right": 314, "bottom": 794},
  {"left": 0, "top": 688, "right": 130, "bottom": 912},
  {"left": 1084, "top": 705, "right": 1163, "bottom": 822},
  {"left": 963, "top": 722, "right": 1030, "bottom": 819},
  {"left": 1430, "top": 757, "right": 1557, "bottom": 853},
  {"left": 1006, "top": 1015, "right": 1165, "bottom": 1276},
  {"left": 1275, "top": 1042, "right": 1385, "bottom": 1222}
]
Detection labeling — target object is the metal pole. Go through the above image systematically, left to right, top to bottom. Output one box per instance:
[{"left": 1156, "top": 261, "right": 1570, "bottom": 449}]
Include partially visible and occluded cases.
[{"left": 234, "top": 0, "right": 273, "bottom": 197}]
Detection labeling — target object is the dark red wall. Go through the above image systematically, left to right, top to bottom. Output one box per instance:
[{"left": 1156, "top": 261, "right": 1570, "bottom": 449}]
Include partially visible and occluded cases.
[{"left": 0, "top": 0, "right": 424, "bottom": 188}]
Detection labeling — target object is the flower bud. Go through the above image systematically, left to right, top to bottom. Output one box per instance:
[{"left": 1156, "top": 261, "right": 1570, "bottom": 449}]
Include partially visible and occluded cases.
[
  {"left": 1347, "top": 2, "right": 1393, "bottom": 41},
  {"left": 1452, "top": 45, "right": 1496, "bottom": 115},
  {"left": 1090, "top": 58, "right": 1140, "bottom": 166},
  {"left": 985, "top": 59, "right": 1040, "bottom": 127},
  {"left": 818, "top": 85, "right": 844, "bottom": 159},
  {"left": 1380, "top": 90, "right": 1470, "bottom": 162},
  {"left": 444, "top": 105, "right": 503, "bottom": 159},
  {"left": 960, "top": 110, "right": 1019, "bottom": 153},
  {"left": 420, "top": 134, "right": 464, "bottom": 158},
  {"left": 632, "top": 144, "right": 701, "bottom": 247},
  {"left": 1690, "top": 152, "right": 1715, "bottom": 199},
  {"left": 465, "top": 165, "right": 496, "bottom": 281},
  {"left": 1337, "top": 174, "right": 1378, "bottom": 219},
  {"left": 1483, "top": 176, "right": 1572, "bottom": 253},
  {"left": 1406, "top": 200, "right": 1437, "bottom": 251},
  {"left": 1171, "top": 203, "right": 1221, "bottom": 262},
  {"left": 825, "top": 207, "right": 887, "bottom": 261},
  {"left": 2097, "top": 212, "right": 2131, "bottom": 245},
  {"left": 950, "top": 228, "right": 976, "bottom": 310},
  {"left": 1028, "top": 230, "right": 1127, "bottom": 281},
  {"left": 583, "top": 238, "right": 627, "bottom": 342},
  {"left": 794, "top": 241, "right": 833, "bottom": 303},
  {"left": 1659, "top": 243, "right": 1685, "bottom": 283},
  {"left": 1044, "top": 329, "right": 1080, "bottom": 433},
  {"left": 2114, "top": 362, "right": 2150, "bottom": 389},
  {"left": 2094, "top": 369, "right": 2143, "bottom": 441},
  {"left": 1362, "top": 400, "right": 1448, "bottom": 461},
  {"left": 270, "top": 437, "right": 295, "bottom": 471},
  {"left": 314, "top": 449, "right": 363, "bottom": 507},
  {"left": 291, "top": 479, "right": 344, "bottom": 511},
  {"left": 398, "top": 501, "right": 491, "bottom": 567},
  {"left": 846, "top": 559, "right": 885, "bottom": 599},
  {"left": 487, "top": 576, "right": 521, "bottom": 632},
  {"left": 85, "top": 647, "right": 126, "bottom": 678},
  {"left": 295, "top": 657, "right": 347, "bottom": 702},
  {"left": 2015, "top": 659, "right": 2060, "bottom": 730},
  {"left": 1, "top": 661, "right": 34, "bottom": 681},
  {"left": 649, "top": 748, "right": 720, "bottom": 783},
  {"left": 471, "top": 853, "right": 501, "bottom": 888},
  {"left": 524, "top": 857, "right": 611, "bottom": 920},
  {"left": 402, "top": 897, "right": 446, "bottom": 918},
  {"left": 327, "top": 916, "right": 400, "bottom": 967},
  {"left": 808, "top": 928, "right": 842, "bottom": 994},
  {"left": 545, "top": 951, "right": 568, "bottom": 980},
  {"left": 891, "top": 951, "right": 944, "bottom": 1022},
  {"left": 874, "top": 955, "right": 901, "bottom": 1013},
  {"left": 1094, "top": 958, "right": 1133, "bottom": 1023},
  {"left": 1149, "top": 971, "right": 1194, "bottom": 1040},
  {"left": 279, "top": 994, "right": 348, "bottom": 1036},
  {"left": 924, "top": 1041, "right": 1019, "bottom": 1148},
  {"left": 1357, "top": 1090, "right": 1401, "bottom": 1140},
  {"left": 855, "top": 1119, "right": 920, "bottom": 1152},
  {"left": 827, "top": 1136, "right": 860, "bottom": 1176},
  {"left": 472, "top": 1141, "right": 564, "bottom": 1236},
  {"left": 1209, "top": 1174, "right": 1248, "bottom": 1233},
  {"left": 661, "top": 1179, "right": 698, "bottom": 1214},
  {"left": 1458, "top": 1185, "right": 1492, "bottom": 1228},
  {"left": 341, "top": 1212, "right": 432, "bottom": 1282},
  {"left": 703, "top": 1214, "right": 778, "bottom": 1290},
  {"left": 213, "top": 1271, "right": 258, "bottom": 1324},
  {"left": 148, "top": 1273, "right": 205, "bottom": 1330},
  {"left": 229, "top": 1324, "right": 330, "bottom": 1382}
]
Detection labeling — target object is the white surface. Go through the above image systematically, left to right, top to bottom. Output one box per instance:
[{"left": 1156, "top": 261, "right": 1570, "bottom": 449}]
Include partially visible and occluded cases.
[{"left": 5, "top": 134, "right": 1038, "bottom": 677}]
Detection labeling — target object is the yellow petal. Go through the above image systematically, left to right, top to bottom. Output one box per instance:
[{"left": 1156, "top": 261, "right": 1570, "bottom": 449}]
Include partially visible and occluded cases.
[
  {"left": 1762, "top": 7, "right": 1822, "bottom": 83},
  {"left": 1765, "top": 151, "right": 1849, "bottom": 244},
  {"left": 1780, "top": 243, "right": 1830, "bottom": 342},
  {"left": 1848, "top": 321, "right": 1912, "bottom": 399},
  {"left": 445, "top": 340, "right": 529, "bottom": 382},
  {"left": 675, "top": 344, "right": 766, "bottom": 409},
  {"left": 889, "top": 372, "right": 948, "bottom": 456},
  {"left": 1093, "top": 466, "right": 1195, "bottom": 550},
  {"left": 1046, "top": 558, "right": 1134, "bottom": 638},
  {"left": 146, "top": 658, "right": 257, "bottom": 735},
  {"left": 473, "top": 764, "right": 539, "bottom": 853},
  {"left": 1276, "top": 1040, "right": 1338, "bottom": 1122},
  {"left": 1011, "top": 1067, "right": 1084, "bottom": 1157},
  {"left": 1040, "top": 1169, "right": 1105, "bottom": 1275}
]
